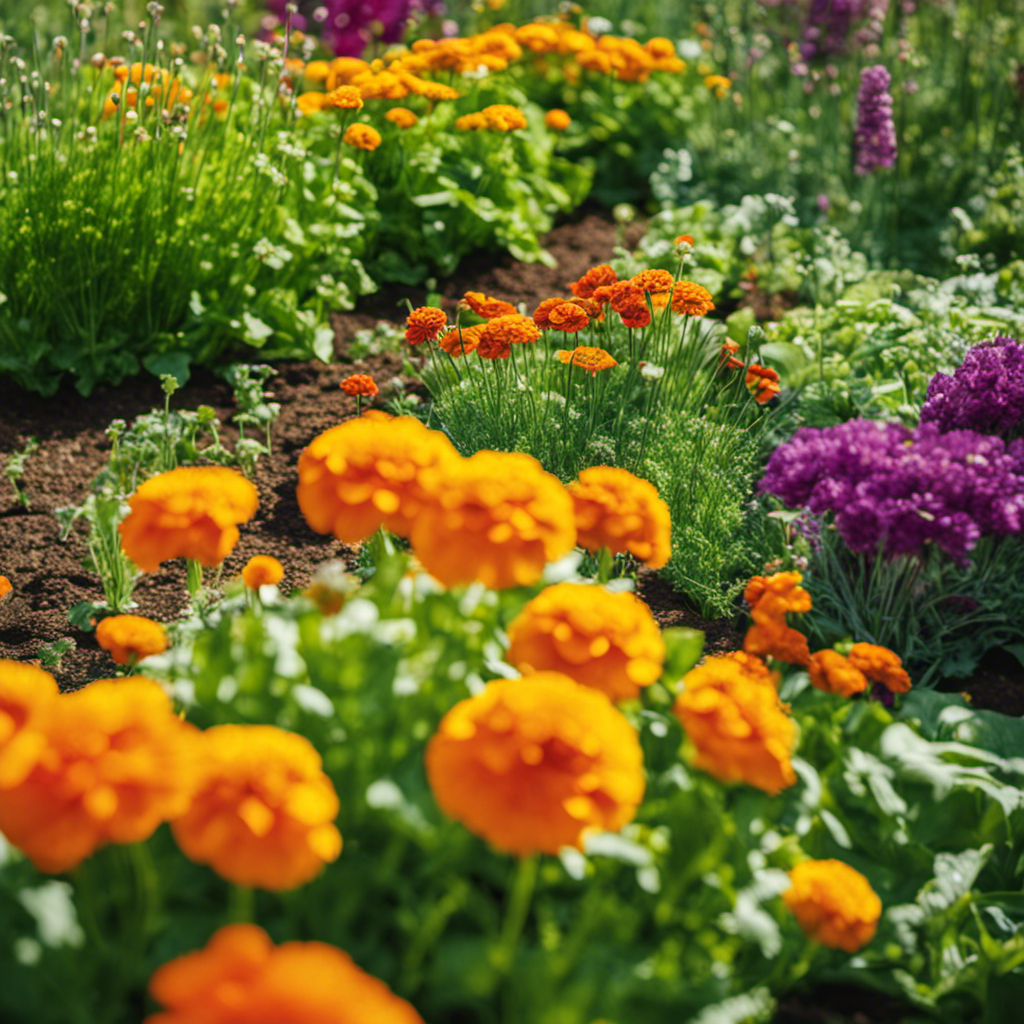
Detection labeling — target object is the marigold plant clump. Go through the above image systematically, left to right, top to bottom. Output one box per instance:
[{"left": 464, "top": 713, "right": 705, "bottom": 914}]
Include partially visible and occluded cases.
[
  {"left": 297, "top": 417, "right": 458, "bottom": 542},
  {"left": 568, "top": 466, "right": 672, "bottom": 569},
  {"left": 118, "top": 467, "right": 259, "bottom": 572},
  {"left": 506, "top": 583, "right": 665, "bottom": 701},
  {"left": 95, "top": 614, "right": 169, "bottom": 665},
  {"left": 425, "top": 672, "right": 645, "bottom": 855},
  {"left": 0, "top": 678, "right": 198, "bottom": 873},
  {"left": 172, "top": 725, "right": 342, "bottom": 891},
  {"left": 783, "top": 859, "right": 883, "bottom": 952},
  {"left": 146, "top": 924, "right": 424, "bottom": 1024}
]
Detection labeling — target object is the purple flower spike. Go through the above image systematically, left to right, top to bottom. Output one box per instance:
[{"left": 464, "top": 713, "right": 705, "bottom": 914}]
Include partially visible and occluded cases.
[{"left": 854, "top": 64, "right": 898, "bottom": 174}]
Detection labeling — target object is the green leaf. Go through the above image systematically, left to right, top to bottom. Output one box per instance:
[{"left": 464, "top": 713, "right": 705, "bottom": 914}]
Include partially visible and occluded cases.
[
  {"left": 241, "top": 312, "right": 274, "bottom": 346},
  {"left": 143, "top": 351, "right": 192, "bottom": 388},
  {"left": 661, "top": 628, "right": 705, "bottom": 681}
]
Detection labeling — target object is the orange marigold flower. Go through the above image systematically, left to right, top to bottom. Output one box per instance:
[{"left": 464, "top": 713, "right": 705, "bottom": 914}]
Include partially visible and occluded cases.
[
  {"left": 515, "top": 23, "right": 561, "bottom": 53},
  {"left": 644, "top": 37, "right": 679, "bottom": 59},
  {"left": 326, "top": 57, "right": 372, "bottom": 90},
  {"left": 304, "top": 59, "right": 331, "bottom": 82},
  {"left": 350, "top": 70, "right": 409, "bottom": 100},
  {"left": 705, "top": 73, "right": 732, "bottom": 97},
  {"left": 406, "top": 77, "right": 460, "bottom": 101},
  {"left": 325, "top": 85, "right": 363, "bottom": 109},
  {"left": 296, "top": 91, "right": 328, "bottom": 114},
  {"left": 482, "top": 104, "right": 528, "bottom": 131},
  {"left": 384, "top": 106, "right": 419, "bottom": 128},
  {"left": 544, "top": 108, "right": 571, "bottom": 130},
  {"left": 455, "top": 112, "right": 488, "bottom": 132},
  {"left": 343, "top": 123, "right": 382, "bottom": 150},
  {"left": 674, "top": 233, "right": 695, "bottom": 247},
  {"left": 571, "top": 264, "right": 618, "bottom": 299},
  {"left": 630, "top": 269, "right": 675, "bottom": 294},
  {"left": 671, "top": 281, "right": 716, "bottom": 316},
  {"left": 461, "top": 291, "right": 518, "bottom": 319},
  {"left": 533, "top": 296, "right": 572, "bottom": 329},
  {"left": 618, "top": 296, "right": 652, "bottom": 329},
  {"left": 570, "top": 297, "right": 603, "bottom": 321},
  {"left": 547, "top": 302, "right": 591, "bottom": 332},
  {"left": 405, "top": 305, "right": 448, "bottom": 345},
  {"left": 477, "top": 314, "right": 541, "bottom": 360},
  {"left": 438, "top": 325, "right": 485, "bottom": 357},
  {"left": 720, "top": 339, "right": 744, "bottom": 370},
  {"left": 556, "top": 346, "right": 618, "bottom": 375},
  {"left": 746, "top": 363, "right": 781, "bottom": 404},
  {"left": 340, "top": 373, "right": 379, "bottom": 397},
  {"left": 297, "top": 417, "right": 458, "bottom": 542},
  {"left": 411, "top": 450, "right": 575, "bottom": 589},
  {"left": 568, "top": 466, "right": 671, "bottom": 569},
  {"left": 119, "top": 467, "right": 259, "bottom": 573},
  {"left": 241, "top": 555, "right": 284, "bottom": 590},
  {"left": 745, "top": 571, "right": 812, "bottom": 624},
  {"left": 0, "top": 576, "right": 11, "bottom": 605},
  {"left": 507, "top": 583, "right": 665, "bottom": 702},
  {"left": 95, "top": 614, "right": 169, "bottom": 665},
  {"left": 744, "top": 620, "right": 811, "bottom": 667},
  {"left": 848, "top": 643, "right": 912, "bottom": 694},
  {"left": 808, "top": 649, "right": 868, "bottom": 698},
  {"left": 725, "top": 650, "right": 779, "bottom": 685},
  {"left": 673, "top": 656, "right": 797, "bottom": 794},
  {"left": 0, "top": 660, "right": 57, "bottom": 790},
  {"left": 426, "top": 672, "right": 644, "bottom": 855},
  {"left": 0, "top": 678, "right": 198, "bottom": 873},
  {"left": 172, "top": 725, "right": 342, "bottom": 891},
  {"left": 783, "top": 860, "right": 882, "bottom": 953},
  {"left": 146, "top": 923, "right": 426, "bottom": 1024}
]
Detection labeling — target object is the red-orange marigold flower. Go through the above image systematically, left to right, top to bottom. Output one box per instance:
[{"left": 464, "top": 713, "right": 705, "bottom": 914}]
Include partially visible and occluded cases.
[
  {"left": 343, "top": 122, "right": 382, "bottom": 150},
  {"left": 571, "top": 264, "right": 618, "bottom": 299},
  {"left": 630, "top": 269, "right": 675, "bottom": 294},
  {"left": 671, "top": 281, "right": 716, "bottom": 316},
  {"left": 461, "top": 291, "right": 517, "bottom": 319},
  {"left": 533, "top": 296, "right": 571, "bottom": 330},
  {"left": 570, "top": 297, "right": 603, "bottom": 320},
  {"left": 547, "top": 302, "right": 591, "bottom": 332},
  {"left": 405, "top": 306, "right": 448, "bottom": 345},
  {"left": 477, "top": 314, "right": 541, "bottom": 360},
  {"left": 438, "top": 325, "right": 485, "bottom": 357},
  {"left": 556, "top": 347, "right": 618, "bottom": 374},
  {"left": 746, "top": 363, "right": 781, "bottom": 403},
  {"left": 340, "top": 373, "right": 379, "bottom": 397},
  {"left": 297, "top": 417, "right": 458, "bottom": 542},
  {"left": 411, "top": 450, "right": 575, "bottom": 589},
  {"left": 568, "top": 466, "right": 671, "bottom": 569},
  {"left": 119, "top": 467, "right": 259, "bottom": 572},
  {"left": 241, "top": 555, "right": 285, "bottom": 589},
  {"left": 506, "top": 583, "right": 665, "bottom": 702},
  {"left": 95, "top": 614, "right": 169, "bottom": 665},
  {"left": 744, "top": 620, "right": 811, "bottom": 666},
  {"left": 848, "top": 643, "right": 912, "bottom": 693},
  {"left": 808, "top": 649, "right": 869, "bottom": 698},
  {"left": 673, "top": 656, "right": 796, "bottom": 794},
  {"left": 426, "top": 672, "right": 645, "bottom": 855},
  {"left": 0, "top": 678, "right": 198, "bottom": 873},
  {"left": 172, "top": 725, "right": 342, "bottom": 891},
  {"left": 783, "top": 860, "right": 882, "bottom": 953},
  {"left": 146, "top": 924, "right": 426, "bottom": 1024}
]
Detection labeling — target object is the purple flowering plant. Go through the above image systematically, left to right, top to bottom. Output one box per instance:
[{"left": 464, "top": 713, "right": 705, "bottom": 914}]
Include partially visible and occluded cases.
[{"left": 853, "top": 64, "right": 897, "bottom": 174}]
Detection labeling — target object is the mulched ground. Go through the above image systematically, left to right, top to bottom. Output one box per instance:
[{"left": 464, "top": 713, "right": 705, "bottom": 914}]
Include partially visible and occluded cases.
[{"left": 0, "top": 207, "right": 1019, "bottom": 1024}]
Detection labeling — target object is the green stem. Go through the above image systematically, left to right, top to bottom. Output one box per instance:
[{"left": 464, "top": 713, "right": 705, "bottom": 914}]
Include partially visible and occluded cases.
[
  {"left": 185, "top": 558, "right": 204, "bottom": 597},
  {"left": 493, "top": 854, "right": 539, "bottom": 976}
]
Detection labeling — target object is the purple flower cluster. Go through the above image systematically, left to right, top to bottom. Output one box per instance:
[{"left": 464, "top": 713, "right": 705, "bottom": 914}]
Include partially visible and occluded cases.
[
  {"left": 265, "top": 0, "right": 442, "bottom": 57},
  {"left": 801, "top": 0, "right": 860, "bottom": 59},
  {"left": 854, "top": 64, "right": 897, "bottom": 174},
  {"left": 920, "top": 336, "right": 1024, "bottom": 438},
  {"left": 759, "top": 419, "right": 1024, "bottom": 561}
]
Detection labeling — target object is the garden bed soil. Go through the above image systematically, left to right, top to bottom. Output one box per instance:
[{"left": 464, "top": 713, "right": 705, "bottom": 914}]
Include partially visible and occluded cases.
[{"left": 0, "top": 210, "right": 1017, "bottom": 1024}]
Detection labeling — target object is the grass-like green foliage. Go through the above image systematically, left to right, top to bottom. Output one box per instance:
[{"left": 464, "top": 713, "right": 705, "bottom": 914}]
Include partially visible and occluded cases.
[{"left": 2, "top": 548, "right": 1022, "bottom": 1023}]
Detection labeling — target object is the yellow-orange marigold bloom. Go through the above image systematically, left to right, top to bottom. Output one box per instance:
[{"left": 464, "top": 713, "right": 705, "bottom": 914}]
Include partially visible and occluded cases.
[
  {"left": 515, "top": 23, "right": 560, "bottom": 53},
  {"left": 644, "top": 37, "right": 679, "bottom": 60},
  {"left": 578, "top": 48, "right": 614, "bottom": 75},
  {"left": 326, "top": 56, "right": 372, "bottom": 89},
  {"left": 304, "top": 59, "right": 331, "bottom": 82},
  {"left": 351, "top": 69, "right": 409, "bottom": 100},
  {"left": 705, "top": 73, "right": 732, "bottom": 97},
  {"left": 325, "top": 85, "right": 363, "bottom": 109},
  {"left": 296, "top": 91, "right": 328, "bottom": 115},
  {"left": 481, "top": 103, "right": 527, "bottom": 131},
  {"left": 384, "top": 106, "right": 419, "bottom": 128},
  {"left": 544, "top": 108, "right": 571, "bottom": 130},
  {"left": 455, "top": 112, "right": 488, "bottom": 132},
  {"left": 343, "top": 123, "right": 382, "bottom": 150},
  {"left": 571, "top": 264, "right": 618, "bottom": 299},
  {"left": 631, "top": 269, "right": 675, "bottom": 294},
  {"left": 671, "top": 281, "right": 716, "bottom": 316},
  {"left": 461, "top": 291, "right": 517, "bottom": 319},
  {"left": 547, "top": 302, "right": 591, "bottom": 332},
  {"left": 405, "top": 305, "right": 448, "bottom": 345},
  {"left": 477, "top": 314, "right": 541, "bottom": 360},
  {"left": 438, "top": 325, "right": 485, "bottom": 357},
  {"left": 556, "top": 347, "right": 618, "bottom": 374},
  {"left": 340, "top": 373, "right": 379, "bottom": 397},
  {"left": 297, "top": 417, "right": 458, "bottom": 542},
  {"left": 411, "top": 451, "right": 575, "bottom": 589},
  {"left": 568, "top": 466, "right": 671, "bottom": 569},
  {"left": 119, "top": 467, "right": 259, "bottom": 572},
  {"left": 241, "top": 555, "right": 285, "bottom": 590},
  {"left": 745, "top": 572, "right": 812, "bottom": 624},
  {"left": 0, "top": 576, "right": 11, "bottom": 603},
  {"left": 507, "top": 583, "right": 665, "bottom": 702},
  {"left": 95, "top": 614, "right": 169, "bottom": 665},
  {"left": 744, "top": 620, "right": 811, "bottom": 667},
  {"left": 848, "top": 643, "right": 912, "bottom": 694},
  {"left": 807, "top": 650, "right": 868, "bottom": 698},
  {"left": 673, "top": 656, "right": 797, "bottom": 794},
  {"left": 0, "top": 660, "right": 57, "bottom": 790},
  {"left": 426, "top": 672, "right": 644, "bottom": 855},
  {"left": 0, "top": 678, "right": 197, "bottom": 873},
  {"left": 172, "top": 725, "right": 342, "bottom": 891},
  {"left": 783, "top": 860, "right": 882, "bottom": 953},
  {"left": 146, "top": 924, "right": 425, "bottom": 1024}
]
